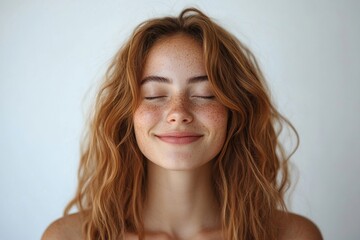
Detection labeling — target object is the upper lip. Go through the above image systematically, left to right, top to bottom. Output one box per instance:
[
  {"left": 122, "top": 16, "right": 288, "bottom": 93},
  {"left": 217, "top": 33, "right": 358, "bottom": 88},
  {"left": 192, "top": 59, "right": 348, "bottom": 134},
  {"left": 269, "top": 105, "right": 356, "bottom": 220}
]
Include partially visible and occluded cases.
[{"left": 155, "top": 132, "right": 203, "bottom": 137}]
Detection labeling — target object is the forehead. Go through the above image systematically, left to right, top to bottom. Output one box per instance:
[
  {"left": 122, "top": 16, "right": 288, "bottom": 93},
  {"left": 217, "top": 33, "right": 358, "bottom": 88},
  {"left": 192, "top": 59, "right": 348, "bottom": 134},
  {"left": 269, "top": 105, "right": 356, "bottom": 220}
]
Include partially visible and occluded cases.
[
  {"left": 149, "top": 33, "right": 203, "bottom": 54},
  {"left": 142, "top": 34, "right": 205, "bottom": 77}
]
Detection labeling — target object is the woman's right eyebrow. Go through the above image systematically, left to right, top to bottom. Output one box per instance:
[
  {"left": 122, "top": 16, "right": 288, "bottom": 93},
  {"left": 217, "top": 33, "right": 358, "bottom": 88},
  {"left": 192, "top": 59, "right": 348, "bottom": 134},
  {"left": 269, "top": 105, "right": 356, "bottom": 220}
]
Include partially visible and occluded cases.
[{"left": 140, "top": 76, "right": 171, "bottom": 85}]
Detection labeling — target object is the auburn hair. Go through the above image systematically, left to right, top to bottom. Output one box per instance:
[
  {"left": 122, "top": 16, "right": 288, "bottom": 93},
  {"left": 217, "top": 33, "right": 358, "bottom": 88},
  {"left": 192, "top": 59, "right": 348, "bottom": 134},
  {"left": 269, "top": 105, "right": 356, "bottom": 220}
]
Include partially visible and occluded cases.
[{"left": 65, "top": 7, "right": 299, "bottom": 240}]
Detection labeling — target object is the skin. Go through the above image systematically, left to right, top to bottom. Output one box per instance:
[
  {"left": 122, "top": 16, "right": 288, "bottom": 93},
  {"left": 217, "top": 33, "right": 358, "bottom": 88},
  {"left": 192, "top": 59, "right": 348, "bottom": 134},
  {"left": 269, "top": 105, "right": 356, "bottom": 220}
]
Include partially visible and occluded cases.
[{"left": 42, "top": 34, "right": 323, "bottom": 240}]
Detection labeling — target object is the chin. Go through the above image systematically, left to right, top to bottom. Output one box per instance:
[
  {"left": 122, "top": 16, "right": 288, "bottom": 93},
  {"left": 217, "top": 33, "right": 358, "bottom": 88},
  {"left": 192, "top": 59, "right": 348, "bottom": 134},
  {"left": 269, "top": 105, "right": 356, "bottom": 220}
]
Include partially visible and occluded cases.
[{"left": 147, "top": 155, "right": 212, "bottom": 172}]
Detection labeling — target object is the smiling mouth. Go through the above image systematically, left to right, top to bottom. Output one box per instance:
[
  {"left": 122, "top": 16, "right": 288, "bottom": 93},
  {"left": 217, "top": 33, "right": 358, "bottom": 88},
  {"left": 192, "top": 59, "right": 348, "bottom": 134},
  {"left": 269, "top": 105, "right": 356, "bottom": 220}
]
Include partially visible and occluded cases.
[{"left": 155, "top": 132, "right": 203, "bottom": 144}]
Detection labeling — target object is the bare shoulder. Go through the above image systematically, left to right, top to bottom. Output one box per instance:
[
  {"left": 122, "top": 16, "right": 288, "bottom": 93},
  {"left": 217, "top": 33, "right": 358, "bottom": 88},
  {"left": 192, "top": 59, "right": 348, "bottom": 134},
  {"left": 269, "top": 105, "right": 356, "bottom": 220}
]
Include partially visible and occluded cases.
[
  {"left": 277, "top": 211, "right": 323, "bottom": 240},
  {"left": 41, "top": 213, "right": 83, "bottom": 240}
]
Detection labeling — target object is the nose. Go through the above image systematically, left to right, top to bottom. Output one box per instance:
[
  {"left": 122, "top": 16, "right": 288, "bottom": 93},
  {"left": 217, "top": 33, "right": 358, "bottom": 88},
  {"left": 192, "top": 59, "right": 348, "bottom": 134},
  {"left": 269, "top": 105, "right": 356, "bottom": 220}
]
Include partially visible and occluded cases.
[{"left": 166, "top": 97, "right": 193, "bottom": 124}]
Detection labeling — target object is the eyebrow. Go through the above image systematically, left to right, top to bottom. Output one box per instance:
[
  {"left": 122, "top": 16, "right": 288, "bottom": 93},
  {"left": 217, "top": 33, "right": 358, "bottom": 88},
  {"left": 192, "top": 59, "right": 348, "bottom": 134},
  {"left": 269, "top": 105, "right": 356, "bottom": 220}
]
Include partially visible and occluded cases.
[{"left": 140, "top": 75, "right": 208, "bottom": 85}]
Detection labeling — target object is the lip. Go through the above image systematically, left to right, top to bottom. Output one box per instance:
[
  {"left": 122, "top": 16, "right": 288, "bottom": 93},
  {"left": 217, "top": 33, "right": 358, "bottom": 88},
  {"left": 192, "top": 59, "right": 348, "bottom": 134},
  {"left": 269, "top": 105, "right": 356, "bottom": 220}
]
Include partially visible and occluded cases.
[{"left": 155, "top": 132, "right": 203, "bottom": 144}]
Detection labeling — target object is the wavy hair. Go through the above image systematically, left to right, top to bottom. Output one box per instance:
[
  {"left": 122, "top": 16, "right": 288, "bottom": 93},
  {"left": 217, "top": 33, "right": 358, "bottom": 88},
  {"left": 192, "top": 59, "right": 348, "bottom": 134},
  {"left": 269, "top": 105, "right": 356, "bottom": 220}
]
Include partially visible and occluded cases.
[{"left": 65, "top": 7, "right": 299, "bottom": 240}]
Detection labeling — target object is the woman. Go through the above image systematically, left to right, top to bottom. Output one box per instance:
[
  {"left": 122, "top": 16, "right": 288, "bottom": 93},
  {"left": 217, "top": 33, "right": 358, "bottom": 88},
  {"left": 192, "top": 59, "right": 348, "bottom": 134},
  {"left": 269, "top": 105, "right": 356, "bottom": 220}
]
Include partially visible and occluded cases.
[{"left": 42, "top": 8, "right": 322, "bottom": 240}]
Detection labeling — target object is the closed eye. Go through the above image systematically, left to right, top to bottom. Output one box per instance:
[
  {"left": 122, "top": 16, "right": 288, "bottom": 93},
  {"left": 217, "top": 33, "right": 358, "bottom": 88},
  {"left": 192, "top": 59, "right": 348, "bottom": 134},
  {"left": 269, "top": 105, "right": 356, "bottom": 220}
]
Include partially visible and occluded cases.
[
  {"left": 144, "top": 96, "right": 167, "bottom": 100},
  {"left": 193, "top": 96, "right": 215, "bottom": 99}
]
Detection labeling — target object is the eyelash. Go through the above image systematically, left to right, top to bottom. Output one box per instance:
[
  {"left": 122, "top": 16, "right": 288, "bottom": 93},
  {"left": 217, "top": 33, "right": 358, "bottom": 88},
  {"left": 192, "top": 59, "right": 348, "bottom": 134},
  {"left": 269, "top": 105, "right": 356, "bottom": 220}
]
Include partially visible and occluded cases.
[
  {"left": 144, "top": 96, "right": 166, "bottom": 100},
  {"left": 194, "top": 96, "right": 215, "bottom": 99}
]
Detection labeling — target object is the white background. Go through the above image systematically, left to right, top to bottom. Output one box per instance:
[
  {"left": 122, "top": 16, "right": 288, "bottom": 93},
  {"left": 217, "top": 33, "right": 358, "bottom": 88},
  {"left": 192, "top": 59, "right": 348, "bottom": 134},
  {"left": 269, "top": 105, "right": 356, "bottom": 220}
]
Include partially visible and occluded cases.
[{"left": 1, "top": 0, "right": 359, "bottom": 239}]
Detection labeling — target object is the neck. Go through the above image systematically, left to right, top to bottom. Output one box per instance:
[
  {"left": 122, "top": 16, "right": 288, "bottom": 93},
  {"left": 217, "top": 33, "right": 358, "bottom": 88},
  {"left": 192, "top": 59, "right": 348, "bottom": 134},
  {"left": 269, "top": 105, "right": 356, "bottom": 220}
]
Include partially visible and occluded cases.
[{"left": 143, "top": 161, "right": 221, "bottom": 239}]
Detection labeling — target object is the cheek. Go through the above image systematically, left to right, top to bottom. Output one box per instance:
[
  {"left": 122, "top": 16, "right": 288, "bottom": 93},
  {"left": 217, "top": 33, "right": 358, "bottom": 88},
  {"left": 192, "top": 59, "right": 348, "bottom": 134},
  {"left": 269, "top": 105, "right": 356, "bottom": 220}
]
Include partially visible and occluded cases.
[
  {"left": 133, "top": 103, "right": 162, "bottom": 135},
  {"left": 197, "top": 103, "right": 228, "bottom": 130}
]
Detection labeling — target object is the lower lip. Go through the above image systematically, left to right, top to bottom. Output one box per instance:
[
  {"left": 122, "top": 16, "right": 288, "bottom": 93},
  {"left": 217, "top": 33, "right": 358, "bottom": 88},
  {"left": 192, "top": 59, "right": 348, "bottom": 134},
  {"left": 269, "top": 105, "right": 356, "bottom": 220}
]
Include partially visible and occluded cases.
[{"left": 156, "top": 136, "right": 202, "bottom": 144}]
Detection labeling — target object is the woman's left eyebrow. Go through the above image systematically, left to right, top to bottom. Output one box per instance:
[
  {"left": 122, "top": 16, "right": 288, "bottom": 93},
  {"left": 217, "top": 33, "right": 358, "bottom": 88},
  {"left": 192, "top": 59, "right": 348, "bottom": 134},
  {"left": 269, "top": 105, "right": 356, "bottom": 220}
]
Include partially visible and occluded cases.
[{"left": 188, "top": 75, "right": 208, "bottom": 84}]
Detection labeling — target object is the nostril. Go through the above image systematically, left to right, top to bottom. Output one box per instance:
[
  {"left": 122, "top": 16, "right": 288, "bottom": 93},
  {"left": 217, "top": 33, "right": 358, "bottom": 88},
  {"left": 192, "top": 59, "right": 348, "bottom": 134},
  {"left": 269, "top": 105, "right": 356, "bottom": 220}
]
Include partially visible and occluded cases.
[{"left": 166, "top": 111, "right": 193, "bottom": 124}]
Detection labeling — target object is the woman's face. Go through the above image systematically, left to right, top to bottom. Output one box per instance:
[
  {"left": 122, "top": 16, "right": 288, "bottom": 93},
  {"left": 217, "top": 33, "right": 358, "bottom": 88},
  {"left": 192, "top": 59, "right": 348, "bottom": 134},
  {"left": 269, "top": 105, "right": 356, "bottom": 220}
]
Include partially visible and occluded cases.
[{"left": 133, "top": 34, "right": 228, "bottom": 170}]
